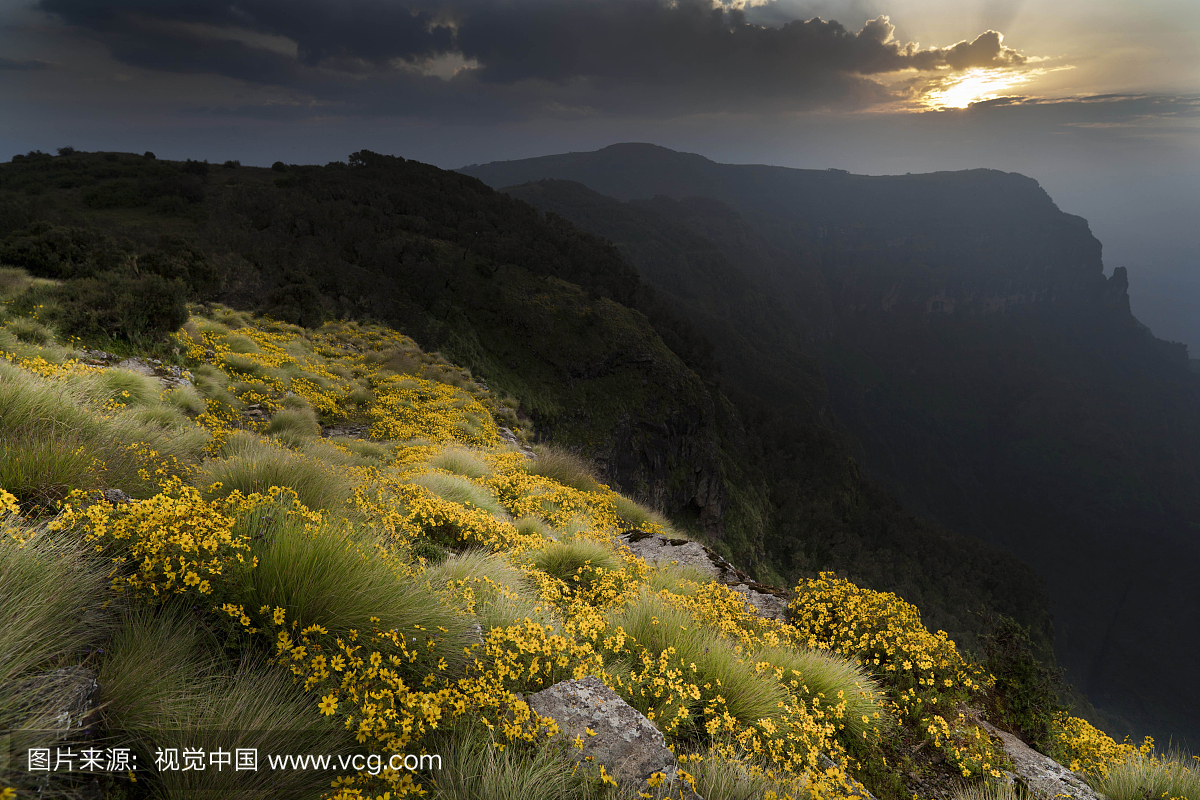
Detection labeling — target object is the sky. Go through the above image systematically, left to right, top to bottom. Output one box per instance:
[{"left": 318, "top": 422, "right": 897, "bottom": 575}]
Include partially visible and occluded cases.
[{"left": 2, "top": 0, "right": 1197, "bottom": 348}]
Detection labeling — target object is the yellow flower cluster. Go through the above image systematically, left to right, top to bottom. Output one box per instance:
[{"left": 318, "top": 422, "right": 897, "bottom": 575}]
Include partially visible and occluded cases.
[
  {"left": 369, "top": 375, "right": 498, "bottom": 445},
  {"left": 52, "top": 476, "right": 256, "bottom": 600},
  {"left": 0, "top": 488, "right": 19, "bottom": 519},
  {"left": 1050, "top": 711, "right": 1154, "bottom": 779}
]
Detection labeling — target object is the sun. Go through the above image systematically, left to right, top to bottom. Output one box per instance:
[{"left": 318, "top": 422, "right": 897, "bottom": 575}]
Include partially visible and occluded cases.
[{"left": 921, "top": 68, "right": 1032, "bottom": 110}]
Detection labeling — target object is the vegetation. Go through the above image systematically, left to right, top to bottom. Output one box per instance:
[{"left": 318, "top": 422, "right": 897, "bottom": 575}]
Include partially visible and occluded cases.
[{"left": 0, "top": 301, "right": 1176, "bottom": 799}]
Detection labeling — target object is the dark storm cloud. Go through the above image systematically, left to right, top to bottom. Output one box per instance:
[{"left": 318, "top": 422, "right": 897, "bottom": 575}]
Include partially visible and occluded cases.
[
  {"left": 32, "top": 0, "right": 1034, "bottom": 119},
  {"left": 0, "top": 57, "right": 54, "bottom": 70}
]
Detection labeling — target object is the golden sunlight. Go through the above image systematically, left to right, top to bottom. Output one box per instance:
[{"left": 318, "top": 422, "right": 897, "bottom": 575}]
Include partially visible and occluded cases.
[{"left": 921, "top": 67, "right": 1031, "bottom": 110}]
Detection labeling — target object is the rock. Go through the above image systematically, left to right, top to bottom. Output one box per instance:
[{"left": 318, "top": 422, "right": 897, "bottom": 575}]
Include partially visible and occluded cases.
[
  {"left": 116, "top": 357, "right": 156, "bottom": 377},
  {"left": 498, "top": 426, "right": 535, "bottom": 457},
  {"left": 100, "top": 488, "right": 133, "bottom": 505},
  {"left": 618, "top": 530, "right": 790, "bottom": 622},
  {"left": 16, "top": 666, "right": 99, "bottom": 735},
  {"left": 526, "top": 676, "right": 690, "bottom": 794},
  {"left": 980, "top": 721, "right": 1104, "bottom": 800}
]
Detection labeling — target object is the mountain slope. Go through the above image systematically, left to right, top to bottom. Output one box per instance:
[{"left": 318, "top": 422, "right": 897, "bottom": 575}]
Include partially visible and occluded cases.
[{"left": 462, "top": 146, "right": 1200, "bottom": 746}]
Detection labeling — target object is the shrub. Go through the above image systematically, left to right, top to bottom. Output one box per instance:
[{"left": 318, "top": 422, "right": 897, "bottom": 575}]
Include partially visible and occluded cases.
[
  {"left": 53, "top": 272, "right": 189, "bottom": 343},
  {"left": 526, "top": 445, "right": 604, "bottom": 493},
  {"left": 977, "top": 612, "right": 1067, "bottom": 752}
]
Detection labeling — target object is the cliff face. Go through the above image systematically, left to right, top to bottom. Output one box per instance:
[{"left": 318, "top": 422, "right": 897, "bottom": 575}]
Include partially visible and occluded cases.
[{"left": 465, "top": 146, "right": 1200, "bottom": 747}]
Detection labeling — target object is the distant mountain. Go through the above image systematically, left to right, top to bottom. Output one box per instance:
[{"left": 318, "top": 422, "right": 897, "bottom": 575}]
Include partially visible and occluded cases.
[{"left": 462, "top": 146, "right": 1200, "bottom": 747}]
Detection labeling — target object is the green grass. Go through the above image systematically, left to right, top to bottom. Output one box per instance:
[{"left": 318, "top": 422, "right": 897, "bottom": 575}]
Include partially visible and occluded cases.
[
  {"left": 3, "top": 315, "right": 54, "bottom": 344},
  {"left": 0, "top": 360, "right": 204, "bottom": 508},
  {"left": 80, "top": 367, "right": 162, "bottom": 407},
  {"left": 163, "top": 382, "right": 206, "bottom": 414},
  {"left": 265, "top": 406, "right": 320, "bottom": 440},
  {"left": 199, "top": 443, "right": 352, "bottom": 511},
  {"left": 427, "top": 444, "right": 492, "bottom": 479},
  {"left": 526, "top": 445, "right": 604, "bottom": 493},
  {"left": 411, "top": 471, "right": 509, "bottom": 519},
  {"left": 613, "top": 494, "right": 683, "bottom": 538},
  {"left": 244, "top": 512, "right": 473, "bottom": 677},
  {"left": 0, "top": 527, "right": 110, "bottom": 690},
  {"left": 530, "top": 537, "right": 621, "bottom": 591},
  {"left": 423, "top": 549, "right": 552, "bottom": 632},
  {"left": 644, "top": 563, "right": 713, "bottom": 596},
  {"left": 607, "top": 593, "right": 786, "bottom": 731},
  {"left": 751, "top": 644, "right": 883, "bottom": 739},
  {"left": 427, "top": 724, "right": 612, "bottom": 800},
  {"left": 688, "top": 749, "right": 809, "bottom": 800},
  {"left": 1092, "top": 751, "right": 1199, "bottom": 800},
  {"left": 951, "top": 779, "right": 1021, "bottom": 800}
]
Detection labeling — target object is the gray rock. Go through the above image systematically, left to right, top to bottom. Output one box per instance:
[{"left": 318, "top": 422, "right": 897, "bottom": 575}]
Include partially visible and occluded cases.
[
  {"left": 100, "top": 488, "right": 133, "bottom": 505},
  {"left": 618, "top": 530, "right": 790, "bottom": 622},
  {"left": 526, "top": 676, "right": 683, "bottom": 792},
  {"left": 980, "top": 721, "right": 1104, "bottom": 800}
]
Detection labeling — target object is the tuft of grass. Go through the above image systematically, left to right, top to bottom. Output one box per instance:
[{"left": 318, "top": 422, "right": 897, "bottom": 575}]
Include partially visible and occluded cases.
[
  {"left": 3, "top": 316, "right": 54, "bottom": 345},
  {"left": 223, "top": 333, "right": 260, "bottom": 354},
  {"left": 0, "top": 361, "right": 202, "bottom": 508},
  {"left": 81, "top": 367, "right": 163, "bottom": 407},
  {"left": 163, "top": 382, "right": 206, "bottom": 415},
  {"left": 125, "top": 403, "right": 194, "bottom": 431},
  {"left": 265, "top": 406, "right": 320, "bottom": 440},
  {"left": 200, "top": 444, "right": 352, "bottom": 511},
  {"left": 427, "top": 445, "right": 491, "bottom": 479},
  {"left": 525, "top": 445, "right": 604, "bottom": 493},
  {"left": 411, "top": 471, "right": 509, "bottom": 519},
  {"left": 613, "top": 494, "right": 684, "bottom": 538},
  {"left": 245, "top": 513, "right": 473, "bottom": 677},
  {"left": 515, "top": 515, "right": 554, "bottom": 541},
  {"left": 0, "top": 527, "right": 111, "bottom": 690},
  {"left": 530, "top": 537, "right": 621, "bottom": 591},
  {"left": 422, "top": 549, "right": 552, "bottom": 632},
  {"left": 644, "top": 563, "right": 713, "bottom": 596},
  {"left": 609, "top": 593, "right": 787, "bottom": 730},
  {"left": 751, "top": 644, "right": 883, "bottom": 739},
  {"left": 427, "top": 724, "right": 605, "bottom": 800},
  {"left": 689, "top": 750, "right": 810, "bottom": 800},
  {"left": 1092, "top": 751, "right": 1199, "bottom": 800},
  {"left": 951, "top": 780, "right": 1022, "bottom": 800}
]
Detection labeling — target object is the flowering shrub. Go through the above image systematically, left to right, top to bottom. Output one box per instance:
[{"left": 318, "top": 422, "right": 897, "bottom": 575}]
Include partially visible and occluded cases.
[
  {"left": 52, "top": 476, "right": 255, "bottom": 601},
  {"left": 1050, "top": 711, "right": 1154, "bottom": 780}
]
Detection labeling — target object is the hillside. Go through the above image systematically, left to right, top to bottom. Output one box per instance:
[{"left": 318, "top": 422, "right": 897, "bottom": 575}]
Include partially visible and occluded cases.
[
  {"left": 460, "top": 147, "right": 1200, "bottom": 746},
  {"left": 0, "top": 148, "right": 1057, "bottom": 666},
  {"left": 3, "top": 291, "right": 1193, "bottom": 800}
]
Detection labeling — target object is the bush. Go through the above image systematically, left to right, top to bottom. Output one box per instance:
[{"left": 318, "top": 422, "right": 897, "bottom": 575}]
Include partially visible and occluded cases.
[
  {"left": 53, "top": 271, "right": 189, "bottom": 343},
  {"left": 977, "top": 612, "right": 1067, "bottom": 752}
]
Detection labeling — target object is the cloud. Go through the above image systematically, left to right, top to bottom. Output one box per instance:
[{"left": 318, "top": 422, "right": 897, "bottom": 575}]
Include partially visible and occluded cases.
[
  {"left": 30, "top": 0, "right": 1039, "bottom": 120},
  {"left": 0, "top": 57, "right": 54, "bottom": 70}
]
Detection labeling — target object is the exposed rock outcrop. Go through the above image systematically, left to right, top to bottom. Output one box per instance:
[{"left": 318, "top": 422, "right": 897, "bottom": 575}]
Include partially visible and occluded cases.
[
  {"left": 618, "top": 529, "right": 789, "bottom": 621},
  {"left": 527, "top": 676, "right": 695, "bottom": 795},
  {"left": 980, "top": 721, "right": 1105, "bottom": 800}
]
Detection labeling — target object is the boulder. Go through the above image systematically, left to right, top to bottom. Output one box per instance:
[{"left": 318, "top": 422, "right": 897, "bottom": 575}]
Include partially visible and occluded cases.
[
  {"left": 618, "top": 530, "right": 790, "bottom": 622},
  {"left": 526, "top": 676, "right": 686, "bottom": 793},
  {"left": 980, "top": 721, "right": 1105, "bottom": 800}
]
